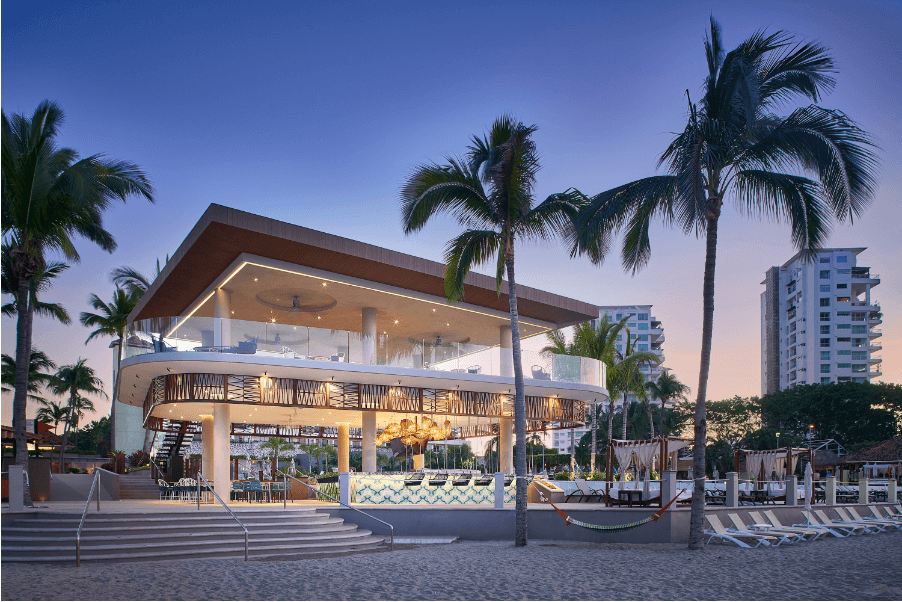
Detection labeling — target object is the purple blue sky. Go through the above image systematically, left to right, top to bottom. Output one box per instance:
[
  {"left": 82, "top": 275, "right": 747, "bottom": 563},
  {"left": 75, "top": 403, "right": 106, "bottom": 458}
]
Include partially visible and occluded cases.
[{"left": 2, "top": 0, "right": 900, "bottom": 426}]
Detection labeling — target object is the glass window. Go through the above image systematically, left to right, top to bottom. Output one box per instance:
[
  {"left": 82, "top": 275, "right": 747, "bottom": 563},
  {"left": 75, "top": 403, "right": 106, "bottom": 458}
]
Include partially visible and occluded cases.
[
  {"left": 837, "top": 256, "right": 847, "bottom": 263},
  {"left": 819, "top": 257, "right": 830, "bottom": 264},
  {"left": 837, "top": 269, "right": 851, "bottom": 275},
  {"left": 820, "top": 270, "right": 830, "bottom": 279},
  {"left": 836, "top": 283, "right": 847, "bottom": 289},
  {"left": 820, "top": 285, "right": 830, "bottom": 292},
  {"left": 837, "top": 297, "right": 850, "bottom": 302},
  {"left": 820, "top": 298, "right": 830, "bottom": 307},
  {"left": 837, "top": 311, "right": 851, "bottom": 316},
  {"left": 820, "top": 312, "right": 830, "bottom": 321},
  {"left": 638, "top": 313, "right": 648, "bottom": 321},
  {"left": 615, "top": 314, "right": 622, "bottom": 321},
  {"left": 627, "top": 323, "right": 636, "bottom": 329},
  {"left": 638, "top": 323, "right": 649, "bottom": 330},
  {"left": 837, "top": 323, "right": 851, "bottom": 329},
  {"left": 820, "top": 325, "right": 830, "bottom": 334},
  {"left": 852, "top": 325, "right": 866, "bottom": 334},
  {"left": 820, "top": 338, "right": 830, "bottom": 347},
  {"left": 639, "top": 344, "right": 648, "bottom": 351},
  {"left": 837, "top": 349, "right": 851, "bottom": 356},
  {"left": 821, "top": 351, "right": 830, "bottom": 360},
  {"left": 852, "top": 351, "right": 866, "bottom": 360},
  {"left": 837, "top": 363, "right": 851, "bottom": 369},
  {"left": 820, "top": 364, "right": 831, "bottom": 373},
  {"left": 852, "top": 364, "right": 866, "bottom": 373},
  {"left": 821, "top": 377, "right": 831, "bottom": 384}
]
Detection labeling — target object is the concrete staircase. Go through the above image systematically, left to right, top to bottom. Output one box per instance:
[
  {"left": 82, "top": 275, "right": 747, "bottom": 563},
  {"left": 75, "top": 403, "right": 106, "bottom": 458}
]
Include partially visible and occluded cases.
[
  {"left": 118, "top": 470, "right": 162, "bottom": 500},
  {"left": 2, "top": 508, "right": 385, "bottom": 563}
]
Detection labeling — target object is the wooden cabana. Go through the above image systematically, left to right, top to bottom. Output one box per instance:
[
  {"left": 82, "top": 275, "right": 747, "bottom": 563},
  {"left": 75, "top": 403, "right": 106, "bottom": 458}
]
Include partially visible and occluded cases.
[
  {"left": 605, "top": 435, "right": 693, "bottom": 507},
  {"left": 837, "top": 435, "right": 902, "bottom": 480},
  {"left": 734, "top": 447, "right": 814, "bottom": 481}
]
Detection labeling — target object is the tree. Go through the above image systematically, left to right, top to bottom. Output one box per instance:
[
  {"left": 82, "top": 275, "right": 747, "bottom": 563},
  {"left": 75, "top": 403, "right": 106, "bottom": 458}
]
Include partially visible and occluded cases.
[
  {"left": 575, "top": 20, "right": 878, "bottom": 549},
  {"left": 2, "top": 100, "right": 154, "bottom": 500},
  {"left": 401, "top": 115, "right": 584, "bottom": 546},
  {"left": 2, "top": 242, "right": 71, "bottom": 325},
  {"left": 80, "top": 287, "right": 142, "bottom": 447},
  {"left": 613, "top": 331, "right": 659, "bottom": 439},
  {"left": 1, "top": 349, "right": 56, "bottom": 405},
  {"left": 49, "top": 359, "right": 107, "bottom": 472},
  {"left": 646, "top": 369, "right": 691, "bottom": 437},
  {"left": 67, "top": 396, "right": 97, "bottom": 452},
  {"left": 35, "top": 400, "right": 68, "bottom": 435}
]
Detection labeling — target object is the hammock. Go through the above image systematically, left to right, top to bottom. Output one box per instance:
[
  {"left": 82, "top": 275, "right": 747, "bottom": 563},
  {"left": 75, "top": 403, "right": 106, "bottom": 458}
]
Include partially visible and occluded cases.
[{"left": 544, "top": 492, "right": 682, "bottom": 533}]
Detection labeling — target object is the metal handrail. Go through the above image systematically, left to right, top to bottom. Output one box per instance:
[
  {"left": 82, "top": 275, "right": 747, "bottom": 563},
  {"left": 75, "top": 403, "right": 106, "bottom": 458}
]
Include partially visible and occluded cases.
[
  {"left": 149, "top": 456, "right": 166, "bottom": 482},
  {"left": 75, "top": 467, "right": 118, "bottom": 567},
  {"left": 196, "top": 472, "right": 248, "bottom": 561},
  {"left": 278, "top": 472, "right": 393, "bottom": 551}
]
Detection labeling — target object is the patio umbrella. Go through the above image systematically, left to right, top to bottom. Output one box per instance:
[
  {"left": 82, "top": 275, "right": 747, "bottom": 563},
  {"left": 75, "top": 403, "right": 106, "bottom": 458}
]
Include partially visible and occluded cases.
[
  {"left": 804, "top": 462, "right": 813, "bottom": 526},
  {"left": 713, "top": 468, "right": 720, "bottom": 481}
]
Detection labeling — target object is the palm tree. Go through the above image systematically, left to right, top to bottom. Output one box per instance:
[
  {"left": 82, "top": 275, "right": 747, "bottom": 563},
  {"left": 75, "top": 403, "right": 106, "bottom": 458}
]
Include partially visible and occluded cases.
[
  {"left": 576, "top": 20, "right": 878, "bottom": 548},
  {"left": 2, "top": 100, "right": 153, "bottom": 496},
  {"left": 401, "top": 115, "right": 584, "bottom": 546},
  {"left": 2, "top": 243, "right": 71, "bottom": 325},
  {"left": 80, "top": 287, "right": 142, "bottom": 445},
  {"left": 613, "top": 331, "right": 659, "bottom": 439},
  {"left": 1, "top": 349, "right": 56, "bottom": 406},
  {"left": 49, "top": 359, "right": 107, "bottom": 472},
  {"left": 646, "top": 370, "right": 691, "bottom": 439},
  {"left": 68, "top": 395, "right": 97, "bottom": 452},
  {"left": 35, "top": 400, "right": 68, "bottom": 435},
  {"left": 483, "top": 436, "right": 500, "bottom": 474}
]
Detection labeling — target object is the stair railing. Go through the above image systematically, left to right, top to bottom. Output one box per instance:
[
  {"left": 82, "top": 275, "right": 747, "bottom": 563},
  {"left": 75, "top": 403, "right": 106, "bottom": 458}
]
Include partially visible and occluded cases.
[
  {"left": 149, "top": 456, "right": 166, "bottom": 482},
  {"left": 76, "top": 468, "right": 119, "bottom": 567},
  {"left": 196, "top": 472, "right": 249, "bottom": 561},
  {"left": 278, "top": 472, "right": 393, "bottom": 551}
]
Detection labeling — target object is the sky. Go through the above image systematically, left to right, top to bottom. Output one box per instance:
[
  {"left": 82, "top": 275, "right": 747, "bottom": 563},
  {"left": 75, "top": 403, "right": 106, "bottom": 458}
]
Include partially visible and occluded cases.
[{"left": 2, "top": 0, "right": 900, "bottom": 428}]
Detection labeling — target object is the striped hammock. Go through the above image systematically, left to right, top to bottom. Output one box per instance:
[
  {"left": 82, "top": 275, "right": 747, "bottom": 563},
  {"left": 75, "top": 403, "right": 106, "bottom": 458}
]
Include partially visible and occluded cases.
[{"left": 545, "top": 492, "right": 681, "bottom": 533}]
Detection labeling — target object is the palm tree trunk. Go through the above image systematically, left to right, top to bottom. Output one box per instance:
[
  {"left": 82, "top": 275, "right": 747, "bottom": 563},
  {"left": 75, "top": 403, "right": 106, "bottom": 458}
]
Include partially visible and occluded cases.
[
  {"left": 688, "top": 211, "right": 719, "bottom": 550},
  {"left": 504, "top": 254, "right": 528, "bottom": 547},
  {"left": 13, "top": 277, "right": 34, "bottom": 505},
  {"left": 59, "top": 392, "right": 74, "bottom": 474},
  {"left": 621, "top": 394, "right": 628, "bottom": 439},
  {"left": 658, "top": 398, "right": 666, "bottom": 440},
  {"left": 646, "top": 401, "right": 655, "bottom": 438},
  {"left": 590, "top": 404, "right": 597, "bottom": 474}
]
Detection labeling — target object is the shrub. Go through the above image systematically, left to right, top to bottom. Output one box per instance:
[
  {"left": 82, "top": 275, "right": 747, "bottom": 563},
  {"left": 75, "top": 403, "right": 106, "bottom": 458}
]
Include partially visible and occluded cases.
[
  {"left": 128, "top": 450, "right": 149, "bottom": 467},
  {"left": 100, "top": 462, "right": 114, "bottom": 472},
  {"left": 67, "top": 467, "right": 81, "bottom": 474},
  {"left": 552, "top": 472, "right": 572, "bottom": 481},
  {"left": 585, "top": 472, "right": 605, "bottom": 481}
]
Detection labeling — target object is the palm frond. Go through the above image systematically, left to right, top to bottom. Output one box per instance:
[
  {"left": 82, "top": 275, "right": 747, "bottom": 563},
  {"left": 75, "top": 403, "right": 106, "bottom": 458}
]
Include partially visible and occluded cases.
[
  {"left": 400, "top": 158, "right": 492, "bottom": 234},
  {"left": 442, "top": 230, "right": 501, "bottom": 302}
]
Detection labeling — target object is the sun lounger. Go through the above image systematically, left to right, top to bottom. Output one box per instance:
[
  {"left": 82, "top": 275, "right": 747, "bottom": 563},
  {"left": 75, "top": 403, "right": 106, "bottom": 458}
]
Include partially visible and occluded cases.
[
  {"left": 404, "top": 472, "right": 425, "bottom": 486},
  {"left": 428, "top": 473, "right": 449, "bottom": 486},
  {"left": 452, "top": 475, "right": 471, "bottom": 486},
  {"left": 473, "top": 475, "right": 493, "bottom": 486},
  {"left": 565, "top": 478, "right": 604, "bottom": 503},
  {"left": 872, "top": 506, "right": 902, "bottom": 523},
  {"left": 842, "top": 507, "right": 895, "bottom": 531},
  {"left": 814, "top": 509, "right": 877, "bottom": 534},
  {"left": 764, "top": 510, "right": 838, "bottom": 539},
  {"left": 750, "top": 511, "right": 822, "bottom": 540},
  {"left": 800, "top": 511, "right": 852, "bottom": 537},
  {"left": 728, "top": 513, "right": 804, "bottom": 544},
  {"left": 705, "top": 515, "right": 776, "bottom": 548}
]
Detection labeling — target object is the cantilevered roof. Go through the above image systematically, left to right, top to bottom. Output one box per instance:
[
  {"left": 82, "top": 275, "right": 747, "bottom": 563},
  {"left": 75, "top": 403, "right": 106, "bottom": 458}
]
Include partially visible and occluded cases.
[{"left": 129, "top": 204, "right": 599, "bottom": 327}]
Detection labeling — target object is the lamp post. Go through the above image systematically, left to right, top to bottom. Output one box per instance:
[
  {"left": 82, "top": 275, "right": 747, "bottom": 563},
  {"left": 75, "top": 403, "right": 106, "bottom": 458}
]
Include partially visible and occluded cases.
[{"left": 776, "top": 432, "right": 781, "bottom": 449}]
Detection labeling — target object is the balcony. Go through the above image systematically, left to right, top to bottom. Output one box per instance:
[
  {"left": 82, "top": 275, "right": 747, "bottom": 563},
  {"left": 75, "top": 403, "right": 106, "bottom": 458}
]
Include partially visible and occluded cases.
[
  {"left": 123, "top": 316, "right": 606, "bottom": 390},
  {"left": 868, "top": 328, "right": 882, "bottom": 338}
]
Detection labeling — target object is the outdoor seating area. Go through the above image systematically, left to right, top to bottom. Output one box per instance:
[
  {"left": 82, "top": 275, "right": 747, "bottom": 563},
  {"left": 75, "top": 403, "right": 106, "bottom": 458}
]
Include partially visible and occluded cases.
[
  {"left": 156, "top": 477, "right": 290, "bottom": 503},
  {"left": 705, "top": 504, "right": 902, "bottom": 548}
]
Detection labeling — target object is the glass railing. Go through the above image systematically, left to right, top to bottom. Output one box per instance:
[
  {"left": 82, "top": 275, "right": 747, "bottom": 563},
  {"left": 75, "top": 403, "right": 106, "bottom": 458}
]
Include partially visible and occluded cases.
[{"left": 125, "top": 316, "right": 606, "bottom": 388}]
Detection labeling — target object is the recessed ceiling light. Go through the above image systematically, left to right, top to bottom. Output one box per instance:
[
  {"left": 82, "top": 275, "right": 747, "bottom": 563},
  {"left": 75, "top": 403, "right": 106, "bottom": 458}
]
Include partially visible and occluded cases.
[
  {"left": 254, "top": 278, "right": 258, "bottom": 282},
  {"left": 322, "top": 282, "right": 327, "bottom": 287},
  {"left": 394, "top": 320, "right": 398, "bottom": 324}
]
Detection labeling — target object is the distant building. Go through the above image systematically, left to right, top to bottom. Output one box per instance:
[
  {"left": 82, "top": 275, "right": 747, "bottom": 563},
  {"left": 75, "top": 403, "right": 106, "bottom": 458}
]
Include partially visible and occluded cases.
[
  {"left": 761, "top": 247, "right": 882, "bottom": 395},
  {"left": 551, "top": 304, "right": 666, "bottom": 454}
]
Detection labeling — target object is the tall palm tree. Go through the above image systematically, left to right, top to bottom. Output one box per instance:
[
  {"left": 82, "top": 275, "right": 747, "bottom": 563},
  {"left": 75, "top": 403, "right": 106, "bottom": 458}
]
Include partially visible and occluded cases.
[
  {"left": 576, "top": 20, "right": 878, "bottom": 548},
  {"left": 2, "top": 100, "right": 153, "bottom": 496},
  {"left": 401, "top": 115, "right": 584, "bottom": 546},
  {"left": 2, "top": 243, "right": 71, "bottom": 325},
  {"left": 80, "top": 287, "right": 142, "bottom": 445},
  {"left": 613, "top": 331, "right": 659, "bottom": 439},
  {"left": 1, "top": 349, "right": 56, "bottom": 405},
  {"left": 49, "top": 359, "right": 107, "bottom": 472},
  {"left": 646, "top": 369, "right": 691, "bottom": 439},
  {"left": 68, "top": 395, "right": 97, "bottom": 451},
  {"left": 35, "top": 400, "right": 68, "bottom": 435}
]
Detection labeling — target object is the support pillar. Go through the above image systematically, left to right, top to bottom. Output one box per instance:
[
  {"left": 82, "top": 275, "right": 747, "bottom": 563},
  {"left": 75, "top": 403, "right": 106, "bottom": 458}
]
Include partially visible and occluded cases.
[
  {"left": 214, "top": 288, "right": 232, "bottom": 349},
  {"left": 362, "top": 307, "right": 377, "bottom": 365},
  {"left": 499, "top": 325, "right": 513, "bottom": 377},
  {"left": 213, "top": 403, "right": 231, "bottom": 501},
  {"left": 362, "top": 412, "right": 377, "bottom": 473},
  {"left": 201, "top": 415, "right": 214, "bottom": 480},
  {"left": 499, "top": 418, "right": 513, "bottom": 475},
  {"left": 337, "top": 423, "right": 350, "bottom": 474},
  {"left": 8, "top": 465, "right": 24, "bottom": 512},
  {"left": 661, "top": 470, "right": 676, "bottom": 509},
  {"left": 725, "top": 471, "right": 739, "bottom": 508},
  {"left": 339, "top": 472, "right": 350, "bottom": 505},
  {"left": 494, "top": 472, "right": 505, "bottom": 508},
  {"left": 784, "top": 475, "right": 798, "bottom": 506},
  {"left": 825, "top": 476, "right": 837, "bottom": 505},
  {"left": 859, "top": 478, "right": 869, "bottom": 505},
  {"left": 887, "top": 479, "right": 897, "bottom": 504}
]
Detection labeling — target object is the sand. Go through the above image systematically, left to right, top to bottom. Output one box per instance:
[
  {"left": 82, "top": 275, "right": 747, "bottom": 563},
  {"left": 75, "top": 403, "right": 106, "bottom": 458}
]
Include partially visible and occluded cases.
[{"left": 2, "top": 531, "right": 901, "bottom": 601}]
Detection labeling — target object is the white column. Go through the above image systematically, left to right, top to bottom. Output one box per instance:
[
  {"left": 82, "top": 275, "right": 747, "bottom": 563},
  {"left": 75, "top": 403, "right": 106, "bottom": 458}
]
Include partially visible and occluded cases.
[
  {"left": 214, "top": 288, "right": 232, "bottom": 349},
  {"left": 362, "top": 307, "right": 377, "bottom": 365},
  {"left": 499, "top": 325, "right": 513, "bottom": 378},
  {"left": 213, "top": 403, "right": 231, "bottom": 500},
  {"left": 362, "top": 412, "right": 377, "bottom": 473},
  {"left": 201, "top": 415, "right": 215, "bottom": 480},
  {"left": 499, "top": 418, "right": 514, "bottom": 475},
  {"left": 337, "top": 423, "right": 350, "bottom": 473},
  {"left": 8, "top": 465, "right": 24, "bottom": 512},
  {"left": 661, "top": 470, "right": 677, "bottom": 507},
  {"left": 494, "top": 472, "right": 505, "bottom": 508},
  {"left": 725, "top": 472, "right": 739, "bottom": 507},
  {"left": 784, "top": 475, "right": 798, "bottom": 506},
  {"left": 825, "top": 475, "right": 837, "bottom": 505},
  {"left": 858, "top": 478, "right": 869, "bottom": 505},
  {"left": 887, "top": 479, "right": 897, "bottom": 504}
]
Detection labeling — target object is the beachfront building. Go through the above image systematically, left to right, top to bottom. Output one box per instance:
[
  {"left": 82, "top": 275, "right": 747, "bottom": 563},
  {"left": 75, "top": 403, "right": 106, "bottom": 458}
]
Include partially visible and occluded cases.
[
  {"left": 116, "top": 204, "right": 608, "bottom": 499},
  {"left": 761, "top": 247, "right": 882, "bottom": 394},
  {"left": 551, "top": 304, "right": 665, "bottom": 455}
]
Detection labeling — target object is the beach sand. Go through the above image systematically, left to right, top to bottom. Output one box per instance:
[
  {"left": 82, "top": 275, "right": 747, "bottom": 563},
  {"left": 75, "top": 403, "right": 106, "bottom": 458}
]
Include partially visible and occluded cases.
[{"left": 2, "top": 532, "right": 901, "bottom": 601}]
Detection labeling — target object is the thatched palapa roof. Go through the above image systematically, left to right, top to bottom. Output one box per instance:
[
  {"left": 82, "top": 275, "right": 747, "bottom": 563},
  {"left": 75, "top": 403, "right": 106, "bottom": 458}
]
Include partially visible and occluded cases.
[{"left": 840, "top": 436, "right": 902, "bottom": 464}]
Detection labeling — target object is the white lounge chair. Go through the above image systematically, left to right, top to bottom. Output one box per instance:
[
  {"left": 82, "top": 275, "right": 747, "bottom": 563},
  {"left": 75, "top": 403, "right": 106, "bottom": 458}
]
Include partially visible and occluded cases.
[
  {"left": 871, "top": 506, "right": 902, "bottom": 524},
  {"left": 843, "top": 507, "right": 896, "bottom": 531},
  {"left": 814, "top": 509, "right": 878, "bottom": 534},
  {"left": 750, "top": 511, "right": 823, "bottom": 540},
  {"left": 801, "top": 511, "right": 858, "bottom": 537},
  {"left": 728, "top": 513, "right": 804, "bottom": 544},
  {"left": 705, "top": 515, "right": 776, "bottom": 548}
]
